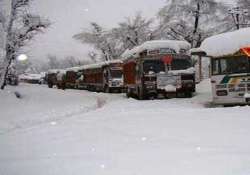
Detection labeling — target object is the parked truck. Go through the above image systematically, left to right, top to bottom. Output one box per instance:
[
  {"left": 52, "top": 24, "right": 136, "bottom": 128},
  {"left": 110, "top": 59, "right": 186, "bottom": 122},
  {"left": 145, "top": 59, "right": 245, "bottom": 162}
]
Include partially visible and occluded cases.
[
  {"left": 122, "top": 40, "right": 195, "bottom": 99},
  {"left": 75, "top": 60, "right": 124, "bottom": 92},
  {"left": 65, "top": 67, "right": 80, "bottom": 89},
  {"left": 47, "top": 69, "right": 59, "bottom": 88}
]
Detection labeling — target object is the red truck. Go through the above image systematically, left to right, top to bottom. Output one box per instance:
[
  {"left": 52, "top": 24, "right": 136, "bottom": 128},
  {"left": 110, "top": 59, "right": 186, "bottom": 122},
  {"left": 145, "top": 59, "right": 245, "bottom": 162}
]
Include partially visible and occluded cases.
[
  {"left": 122, "top": 40, "right": 195, "bottom": 99},
  {"left": 75, "top": 60, "right": 124, "bottom": 93},
  {"left": 65, "top": 67, "right": 80, "bottom": 89}
]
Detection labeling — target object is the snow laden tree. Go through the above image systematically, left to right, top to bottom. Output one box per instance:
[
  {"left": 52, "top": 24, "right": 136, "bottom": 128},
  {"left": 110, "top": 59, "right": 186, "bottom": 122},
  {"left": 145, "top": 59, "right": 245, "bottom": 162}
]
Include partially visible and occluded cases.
[
  {"left": 0, "top": 0, "right": 50, "bottom": 90},
  {"left": 156, "top": 0, "right": 234, "bottom": 48},
  {"left": 236, "top": 0, "right": 250, "bottom": 28},
  {"left": 74, "top": 13, "right": 154, "bottom": 61},
  {"left": 111, "top": 13, "right": 154, "bottom": 50},
  {"left": 74, "top": 22, "right": 115, "bottom": 61}
]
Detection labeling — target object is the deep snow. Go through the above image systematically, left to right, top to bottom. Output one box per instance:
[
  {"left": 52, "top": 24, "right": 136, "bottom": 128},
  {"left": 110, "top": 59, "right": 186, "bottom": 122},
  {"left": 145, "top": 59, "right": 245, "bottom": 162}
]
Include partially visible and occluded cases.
[
  {"left": 193, "top": 27, "right": 250, "bottom": 57},
  {"left": 1, "top": 81, "right": 250, "bottom": 175}
]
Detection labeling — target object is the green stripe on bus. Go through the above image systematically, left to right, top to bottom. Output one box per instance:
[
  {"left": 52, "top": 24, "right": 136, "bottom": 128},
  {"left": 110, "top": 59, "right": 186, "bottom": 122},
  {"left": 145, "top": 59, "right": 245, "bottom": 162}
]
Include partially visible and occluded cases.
[{"left": 220, "top": 75, "right": 230, "bottom": 84}]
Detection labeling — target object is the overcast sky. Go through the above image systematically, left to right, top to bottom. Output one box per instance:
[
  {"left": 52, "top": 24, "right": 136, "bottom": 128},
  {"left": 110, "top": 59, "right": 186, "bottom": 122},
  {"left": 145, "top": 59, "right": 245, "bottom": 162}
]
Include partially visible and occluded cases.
[{"left": 27, "top": 0, "right": 166, "bottom": 63}]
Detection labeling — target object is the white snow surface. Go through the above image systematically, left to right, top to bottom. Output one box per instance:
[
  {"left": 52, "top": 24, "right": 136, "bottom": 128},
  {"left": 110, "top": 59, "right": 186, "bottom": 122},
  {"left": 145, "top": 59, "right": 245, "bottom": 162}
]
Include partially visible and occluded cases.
[
  {"left": 193, "top": 27, "right": 250, "bottom": 57},
  {"left": 122, "top": 40, "right": 191, "bottom": 59},
  {"left": 65, "top": 60, "right": 123, "bottom": 71},
  {"left": 82, "top": 60, "right": 123, "bottom": 70},
  {"left": 168, "top": 67, "right": 195, "bottom": 75},
  {"left": 48, "top": 69, "right": 60, "bottom": 74},
  {"left": 19, "top": 73, "right": 42, "bottom": 80},
  {"left": 1, "top": 81, "right": 250, "bottom": 175},
  {"left": 164, "top": 84, "right": 177, "bottom": 92}
]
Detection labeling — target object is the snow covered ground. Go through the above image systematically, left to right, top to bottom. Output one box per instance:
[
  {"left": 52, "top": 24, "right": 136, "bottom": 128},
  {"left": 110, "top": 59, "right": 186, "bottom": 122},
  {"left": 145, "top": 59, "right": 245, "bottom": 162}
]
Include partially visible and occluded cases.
[{"left": 1, "top": 81, "right": 250, "bottom": 175}]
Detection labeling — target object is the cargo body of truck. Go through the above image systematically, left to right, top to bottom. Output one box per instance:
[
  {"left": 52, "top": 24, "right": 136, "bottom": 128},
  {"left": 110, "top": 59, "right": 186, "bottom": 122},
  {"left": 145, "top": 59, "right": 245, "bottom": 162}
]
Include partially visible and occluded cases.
[
  {"left": 122, "top": 40, "right": 195, "bottom": 99},
  {"left": 75, "top": 60, "right": 124, "bottom": 92},
  {"left": 65, "top": 67, "right": 80, "bottom": 89},
  {"left": 47, "top": 70, "right": 59, "bottom": 88}
]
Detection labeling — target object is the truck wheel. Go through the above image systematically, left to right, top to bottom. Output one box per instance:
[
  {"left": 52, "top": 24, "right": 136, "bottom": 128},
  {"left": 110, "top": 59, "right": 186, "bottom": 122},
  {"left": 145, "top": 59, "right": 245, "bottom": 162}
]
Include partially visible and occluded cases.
[
  {"left": 48, "top": 84, "right": 53, "bottom": 88},
  {"left": 104, "top": 85, "right": 110, "bottom": 93},
  {"left": 138, "top": 87, "right": 145, "bottom": 100},
  {"left": 126, "top": 88, "right": 132, "bottom": 98},
  {"left": 185, "top": 92, "right": 192, "bottom": 98}
]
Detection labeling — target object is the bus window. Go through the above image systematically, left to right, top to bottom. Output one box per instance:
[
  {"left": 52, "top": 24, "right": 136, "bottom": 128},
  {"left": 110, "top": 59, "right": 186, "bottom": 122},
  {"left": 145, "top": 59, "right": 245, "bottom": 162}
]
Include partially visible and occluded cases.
[
  {"left": 212, "top": 56, "right": 250, "bottom": 75},
  {"left": 212, "top": 59, "right": 220, "bottom": 75},
  {"left": 220, "top": 59, "right": 228, "bottom": 74}
]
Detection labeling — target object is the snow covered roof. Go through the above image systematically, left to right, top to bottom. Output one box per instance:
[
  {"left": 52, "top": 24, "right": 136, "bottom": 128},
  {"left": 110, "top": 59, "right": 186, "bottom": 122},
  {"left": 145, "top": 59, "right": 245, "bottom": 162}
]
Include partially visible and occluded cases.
[
  {"left": 192, "top": 27, "right": 250, "bottom": 57},
  {"left": 121, "top": 40, "right": 191, "bottom": 60},
  {"left": 82, "top": 60, "right": 123, "bottom": 70},
  {"left": 66, "top": 66, "right": 82, "bottom": 72},
  {"left": 48, "top": 69, "right": 60, "bottom": 74},
  {"left": 19, "top": 73, "right": 42, "bottom": 80}
]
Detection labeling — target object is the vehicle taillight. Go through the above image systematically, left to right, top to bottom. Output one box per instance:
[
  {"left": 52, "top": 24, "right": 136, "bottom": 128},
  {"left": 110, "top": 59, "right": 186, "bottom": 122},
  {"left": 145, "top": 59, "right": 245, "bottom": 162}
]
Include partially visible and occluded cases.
[{"left": 216, "top": 90, "right": 228, "bottom": 96}]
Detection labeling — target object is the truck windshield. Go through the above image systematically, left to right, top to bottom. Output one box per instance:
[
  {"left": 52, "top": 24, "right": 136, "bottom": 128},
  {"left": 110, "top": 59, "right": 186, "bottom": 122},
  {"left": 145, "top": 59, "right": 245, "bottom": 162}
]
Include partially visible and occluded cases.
[
  {"left": 212, "top": 56, "right": 250, "bottom": 75},
  {"left": 171, "top": 59, "right": 192, "bottom": 70},
  {"left": 143, "top": 60, "right": 165, "bottom": 74},
  {"left": 110, "top": 70, "right": 123, "bottom": 78}
]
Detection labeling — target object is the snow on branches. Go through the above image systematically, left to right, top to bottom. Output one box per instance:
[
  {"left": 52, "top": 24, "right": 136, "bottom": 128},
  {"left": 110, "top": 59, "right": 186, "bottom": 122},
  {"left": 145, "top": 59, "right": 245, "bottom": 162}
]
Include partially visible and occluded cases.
[
  {"left": 0, "top": 0, "right": 50, "bottom": 89},
  {"left": 157, "top": 0, "right": 234, "bottom": 48},
  {"left": 74, "top": 13, "right": 154, "bottom": 61}
]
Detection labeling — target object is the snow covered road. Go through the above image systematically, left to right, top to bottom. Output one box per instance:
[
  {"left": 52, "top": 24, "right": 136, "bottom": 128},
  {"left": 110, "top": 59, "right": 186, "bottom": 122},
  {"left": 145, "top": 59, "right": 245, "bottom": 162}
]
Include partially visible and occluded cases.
[{"left": 1, "top": 81, "right": 250, "bottom": 175}]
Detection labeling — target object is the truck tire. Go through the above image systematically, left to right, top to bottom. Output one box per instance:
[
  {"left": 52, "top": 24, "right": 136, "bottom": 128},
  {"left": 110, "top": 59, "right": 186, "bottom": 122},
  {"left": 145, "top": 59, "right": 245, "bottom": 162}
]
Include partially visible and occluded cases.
[
  {"left": 48, "top": 83, "right": 53, "bottom": 88},
  {"left": 104, "top": 85, "right": 110, "bottom": 93},
  {"left": 138, "top": 87, "right": 145, "bottom": 100},
  {"left": 126, "top": 88, "right": 132, "bottom": 98},
  {"left": 185, "top": 92, "right": 193, "bottom": 98}
]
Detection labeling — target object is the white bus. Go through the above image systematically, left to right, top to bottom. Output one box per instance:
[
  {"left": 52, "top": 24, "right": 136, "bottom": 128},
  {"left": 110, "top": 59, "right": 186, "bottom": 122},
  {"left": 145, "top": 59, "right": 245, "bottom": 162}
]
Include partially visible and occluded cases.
[{"left": 192, "top": 28, "right": 250, "bottom": 105}]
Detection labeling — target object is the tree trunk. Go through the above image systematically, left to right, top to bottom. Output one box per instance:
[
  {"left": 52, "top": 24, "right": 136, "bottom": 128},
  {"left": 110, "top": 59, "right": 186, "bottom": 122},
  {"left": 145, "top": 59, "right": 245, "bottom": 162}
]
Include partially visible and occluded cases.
[
  {"left": 0, "top": 0, "right": 15, "bottom": 89},
  {"left": 192, "top": 2, "right": 200, "bottom": 48}
]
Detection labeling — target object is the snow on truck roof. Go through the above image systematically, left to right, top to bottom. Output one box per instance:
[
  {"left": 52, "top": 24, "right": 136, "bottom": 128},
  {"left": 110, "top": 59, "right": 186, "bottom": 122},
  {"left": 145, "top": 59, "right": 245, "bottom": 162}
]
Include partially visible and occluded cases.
[
  {"left": 192, "top": 27, "right": 250, "bottom": 57},
  {"left": 121, "top": 40, "right": 191, "bottom": 59},
  {"left": 64, "top": 60, "right": 123, "bottom": 71},
  {"left": 81, "top": 60, "right": 123, "bottom": 70},
  {"left": 66, "top": 66, "right": 82, "bottom": 72},
  {"left": 48, "top": 69, "right": 60, "bottom": 74}
]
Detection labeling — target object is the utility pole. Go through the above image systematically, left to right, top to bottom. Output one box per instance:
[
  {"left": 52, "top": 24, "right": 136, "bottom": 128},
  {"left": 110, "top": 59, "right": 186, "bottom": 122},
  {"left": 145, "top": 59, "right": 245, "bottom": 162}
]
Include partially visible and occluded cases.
[{"left": 228, "top": 7, "right": 248, "bottom": 30}]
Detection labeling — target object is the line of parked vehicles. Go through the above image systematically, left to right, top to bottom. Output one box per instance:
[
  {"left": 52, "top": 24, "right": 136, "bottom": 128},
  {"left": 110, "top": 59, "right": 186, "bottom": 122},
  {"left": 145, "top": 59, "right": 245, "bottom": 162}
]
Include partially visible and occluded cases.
[
  {"left": 45, "top": 26, "right": 250, "bottom": 106},
  {"left": 46, "top": 40, "right": 196, "bottom": 100}
]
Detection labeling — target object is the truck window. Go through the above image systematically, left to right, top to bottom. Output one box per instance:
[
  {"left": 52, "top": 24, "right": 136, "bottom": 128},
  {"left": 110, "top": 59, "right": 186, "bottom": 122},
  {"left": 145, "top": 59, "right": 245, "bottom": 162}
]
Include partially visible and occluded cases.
[
  {"left": 171, "top": 59, "right": 192, "bottom": 70},
  {"left": 212, "top": 59, "right": 220, "bottom": 75},
  {"left": 143, "top": 60, "right": 165, "bottom": 74},
  {"left": 110, "top": 70, "right": 122, "bottom": 78}
]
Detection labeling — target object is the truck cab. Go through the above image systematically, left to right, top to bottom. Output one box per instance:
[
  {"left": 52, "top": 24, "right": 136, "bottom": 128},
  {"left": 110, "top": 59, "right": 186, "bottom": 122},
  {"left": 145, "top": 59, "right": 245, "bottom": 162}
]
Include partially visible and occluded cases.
[
  {"left": 123, "top": 40, "right": 195, "bottom": 99},
  {"left": 103, "top": 62, "right": 124, "bottom": 93}
]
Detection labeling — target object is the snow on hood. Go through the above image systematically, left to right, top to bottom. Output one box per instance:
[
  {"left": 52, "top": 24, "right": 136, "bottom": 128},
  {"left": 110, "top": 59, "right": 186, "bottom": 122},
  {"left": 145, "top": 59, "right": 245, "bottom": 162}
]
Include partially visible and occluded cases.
[
  {"left": 194, "top": 27, "right": 250, "bottom": 57},
  {"left": 121, "top": 40, "right": 191, "bottom": 60},
  {"left": 66, "top": 66, "right": 82, "bottom": 72},
  {"left": 168, "top": 67, "right": 195, "bottom": 75},
  {"left": 48, "top": 69, "right": 60, "bottom": 74},
  {"left": 19, "top": 73, "right": 42, "bottom": 80}
]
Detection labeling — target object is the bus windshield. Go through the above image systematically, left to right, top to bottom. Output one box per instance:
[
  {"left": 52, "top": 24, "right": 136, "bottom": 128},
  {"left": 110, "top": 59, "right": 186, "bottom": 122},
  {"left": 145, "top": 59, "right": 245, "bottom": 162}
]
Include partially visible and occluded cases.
[
  {"left": 212, "top": 56, "right": 250, "bottom": 75},
  {"left": 171, "top": 59, "right": 192, "bottom": 70},
  {"left": 143, "top": 60, "right": 165, "bottom": 74},
  {"left": 110, "top": 69, "right": 123, "bottom": 78}
]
